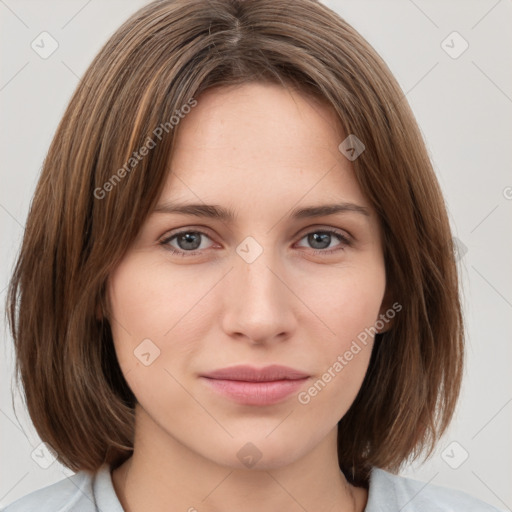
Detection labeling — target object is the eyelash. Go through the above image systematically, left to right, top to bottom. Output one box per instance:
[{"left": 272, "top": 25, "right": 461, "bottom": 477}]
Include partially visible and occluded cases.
[{"left": 159, "top": 228, "right": 351, "bottom": 258}]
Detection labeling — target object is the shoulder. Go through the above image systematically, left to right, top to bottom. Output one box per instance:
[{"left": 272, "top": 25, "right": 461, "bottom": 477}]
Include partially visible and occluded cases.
[
  {"left": 1, "top": 465, "right": 121, "bottom": 512},
  {"left": 366, "top": 467, "right": 505, "bottom": 512},
  {"left": 1, "top": 470, "right": 94, "bottom": 512}
]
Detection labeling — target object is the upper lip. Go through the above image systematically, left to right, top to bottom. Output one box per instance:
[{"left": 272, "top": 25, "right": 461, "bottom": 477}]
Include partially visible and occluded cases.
[{"left": 201, "top": 365, "right": 310, "bottom": 382}]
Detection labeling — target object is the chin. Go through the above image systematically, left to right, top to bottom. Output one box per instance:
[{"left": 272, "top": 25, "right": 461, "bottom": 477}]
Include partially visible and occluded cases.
[{"left": 203, "top": 433, "right": 312, "bottom": 472}]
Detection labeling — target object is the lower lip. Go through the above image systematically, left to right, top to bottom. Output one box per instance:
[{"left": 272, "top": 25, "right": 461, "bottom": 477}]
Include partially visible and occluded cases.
[{"left": 201, "top": 377, "right": 309, "bottom": 405}]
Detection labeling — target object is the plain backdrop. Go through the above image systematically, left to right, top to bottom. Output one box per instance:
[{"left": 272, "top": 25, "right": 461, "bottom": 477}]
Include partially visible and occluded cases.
[{"left": 1, "top": 0, "right": 511, "bottom": 509}]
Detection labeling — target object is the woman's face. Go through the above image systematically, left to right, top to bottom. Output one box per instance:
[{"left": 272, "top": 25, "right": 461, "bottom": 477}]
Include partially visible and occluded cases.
[{"left": 107, "top": 82, "right": 387, "bottom": 470}]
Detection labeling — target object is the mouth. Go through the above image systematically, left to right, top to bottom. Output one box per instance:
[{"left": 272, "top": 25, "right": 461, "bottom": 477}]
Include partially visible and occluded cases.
[{"left": 200, "top": 365, "right": 310, "bottom": 406}]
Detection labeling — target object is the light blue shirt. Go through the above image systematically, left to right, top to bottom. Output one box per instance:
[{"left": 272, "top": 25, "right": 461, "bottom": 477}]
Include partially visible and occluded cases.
[{"left": 1, "top": 464, "right": 504, "bottom": 511}]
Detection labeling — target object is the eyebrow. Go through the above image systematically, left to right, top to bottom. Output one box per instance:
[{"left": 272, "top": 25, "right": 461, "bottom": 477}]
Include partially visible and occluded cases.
[{"left": 152, "top": 201, "right": 370, "bottom": 220}]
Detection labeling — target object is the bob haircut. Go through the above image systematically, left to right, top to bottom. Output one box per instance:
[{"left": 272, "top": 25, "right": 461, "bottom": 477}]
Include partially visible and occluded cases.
[{"left": 6, "top": 0, "right": 463, "bottom": 488}]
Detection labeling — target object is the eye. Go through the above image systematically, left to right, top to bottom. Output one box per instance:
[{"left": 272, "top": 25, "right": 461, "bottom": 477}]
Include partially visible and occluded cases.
[
  {"left": 159, "top": 227, "right": 351, "bottom": 258},
  {"left": 295, "top": 229, "right": 351, "bottom": 255},
  {"left": 160, "top": 230, "right": 214, "bottom": 256}
]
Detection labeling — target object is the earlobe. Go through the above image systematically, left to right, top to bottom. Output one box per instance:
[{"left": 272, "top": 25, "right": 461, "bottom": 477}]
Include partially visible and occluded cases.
[
  {"left": 96, "top": 284, "right": 112, "bottom": 322},
  {"left": 376, "top": 288, "right": 397, "bottom": 334},
  {"left": 95, "top": 294, "right": 110, "bottom": 322},
  {"left": 376, "top": 310, "right": 394, "bottom": 333}
]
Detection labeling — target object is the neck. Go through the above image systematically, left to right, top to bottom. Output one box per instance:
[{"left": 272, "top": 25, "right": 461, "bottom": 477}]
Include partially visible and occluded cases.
[{"left": 112, "top": 406, "right": 367, "bottom": 512}]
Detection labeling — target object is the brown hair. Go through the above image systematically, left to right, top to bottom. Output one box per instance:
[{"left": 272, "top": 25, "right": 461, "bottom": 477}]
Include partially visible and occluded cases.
[{"left": 6, "top": 0, "right": 463, "bottom": 487}]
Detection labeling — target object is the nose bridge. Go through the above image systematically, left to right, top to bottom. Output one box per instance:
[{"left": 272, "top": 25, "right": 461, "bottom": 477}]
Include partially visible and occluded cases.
[{"left": 222, "top": 239, "right": 295, "bottom": 343}]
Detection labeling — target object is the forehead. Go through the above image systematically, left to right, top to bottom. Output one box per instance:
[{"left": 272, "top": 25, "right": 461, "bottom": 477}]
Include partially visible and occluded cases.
[
  {"left": 159, "top": 82, "right": 369, "bottom": 216},
  {"left": 171, "top": 82, "right": 344, "bottom": 158}
]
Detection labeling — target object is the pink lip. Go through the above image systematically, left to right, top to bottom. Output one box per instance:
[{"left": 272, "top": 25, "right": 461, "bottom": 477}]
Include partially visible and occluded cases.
[{"left": 200, "top": 365, "right": 310, "bottom": 406}]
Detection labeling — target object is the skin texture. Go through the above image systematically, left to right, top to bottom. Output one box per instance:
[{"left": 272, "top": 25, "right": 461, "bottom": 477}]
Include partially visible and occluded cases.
[{"left": 108, "top": 82, "right": 387, "bottom": 512}]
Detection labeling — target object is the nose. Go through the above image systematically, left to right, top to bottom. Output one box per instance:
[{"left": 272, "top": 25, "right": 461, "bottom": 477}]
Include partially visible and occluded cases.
[{"left": 221, "top": 247, "right": 297, "bottom": 345}]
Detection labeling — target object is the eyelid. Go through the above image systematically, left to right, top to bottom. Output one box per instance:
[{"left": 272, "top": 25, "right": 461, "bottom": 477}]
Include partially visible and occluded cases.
[
  {"left": 160, "top": 224, "right": 353, "bottom": 242},
  {"left": 295, "top": 224, "right": 353, "bottom": 242},
  {"left": 161, "top": 225, "right": 215, "bottom": 239}
]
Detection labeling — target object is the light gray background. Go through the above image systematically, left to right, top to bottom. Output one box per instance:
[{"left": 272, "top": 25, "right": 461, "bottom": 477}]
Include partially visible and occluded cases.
[{"left": 1, "top": 0, "right": 511, "bottom": 509}]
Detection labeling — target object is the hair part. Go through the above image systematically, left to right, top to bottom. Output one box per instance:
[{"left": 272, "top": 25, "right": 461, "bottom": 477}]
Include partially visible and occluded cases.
[{"left": 6, "top": 0, "right": 463, "bottom": 487}]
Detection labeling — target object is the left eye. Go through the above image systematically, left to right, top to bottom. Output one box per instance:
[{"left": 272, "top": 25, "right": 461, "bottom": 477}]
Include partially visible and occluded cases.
[
  {"left": 160, "top": 229, "right": 350, "bottom": 256},
  {"left": 296, "top": 230, "right": 350, "bottom": 252}
]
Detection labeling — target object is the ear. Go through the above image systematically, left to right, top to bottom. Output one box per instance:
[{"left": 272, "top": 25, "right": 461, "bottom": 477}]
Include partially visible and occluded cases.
[
  {"left": 95, "top": 282, "right": 111, "bottom": 322},
  {"left": 376, "top": 287, "right": 398, "bottom": 334},
  {"left": 95, "top": 293, "right": 110, "bottom": 322}
]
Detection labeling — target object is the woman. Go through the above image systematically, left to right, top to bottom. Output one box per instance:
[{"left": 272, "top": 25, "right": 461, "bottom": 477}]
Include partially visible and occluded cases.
[{"left": 4, "top": 0, "right": 503, "bottom": 510}]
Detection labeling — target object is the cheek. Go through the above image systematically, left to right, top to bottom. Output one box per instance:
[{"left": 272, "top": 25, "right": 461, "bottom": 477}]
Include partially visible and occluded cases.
[
  {"left": 105, "top": 253, "right": 220, "bottom": 400},
  {"left": 106, "top": 254, "right": 208, "bottom": 347},
  {"left": 313, "top": 262, "right": 386, "bottom": 343},
  {"left": 302, "top": 264, "right": 385, "bottom": 403},
  {"left": 296, "top": 309, "right": 379, "bottom": 424}
]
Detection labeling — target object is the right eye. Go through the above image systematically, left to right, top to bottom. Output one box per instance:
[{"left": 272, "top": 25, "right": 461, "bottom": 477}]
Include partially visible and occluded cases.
[{"left": 160, "top": 230, "right": 215, "bottom": 257}]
